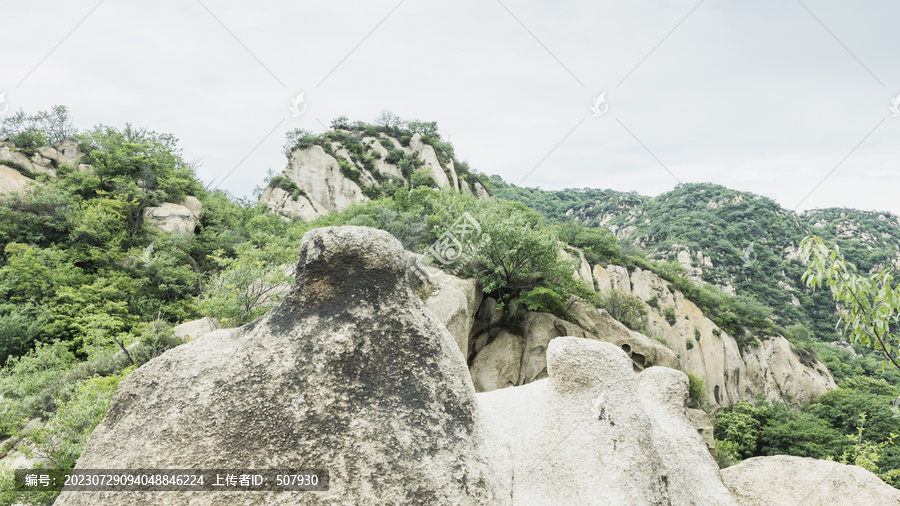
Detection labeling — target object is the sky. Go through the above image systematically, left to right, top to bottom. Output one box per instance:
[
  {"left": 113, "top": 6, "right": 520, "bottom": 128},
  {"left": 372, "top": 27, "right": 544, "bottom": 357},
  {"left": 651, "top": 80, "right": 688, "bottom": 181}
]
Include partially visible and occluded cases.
[{"left": 2, "top": 0, "right": 899, "bottom": 216}]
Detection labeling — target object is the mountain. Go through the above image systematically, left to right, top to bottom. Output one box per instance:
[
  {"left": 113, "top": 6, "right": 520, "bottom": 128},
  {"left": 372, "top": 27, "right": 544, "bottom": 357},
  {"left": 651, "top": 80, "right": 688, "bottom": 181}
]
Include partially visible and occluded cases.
[{"left": 492, "top": 179, "right": 900, "bottom": 344}]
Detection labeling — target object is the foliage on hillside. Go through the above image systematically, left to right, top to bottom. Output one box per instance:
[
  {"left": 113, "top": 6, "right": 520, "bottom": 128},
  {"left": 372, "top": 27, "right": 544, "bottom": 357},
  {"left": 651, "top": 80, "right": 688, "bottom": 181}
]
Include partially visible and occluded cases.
[
  {"left": 491, "top": 179, "right": 900, "bottom": 359},
  {"left": 715, "top": 376, "right": 900, "bottom": 486}
]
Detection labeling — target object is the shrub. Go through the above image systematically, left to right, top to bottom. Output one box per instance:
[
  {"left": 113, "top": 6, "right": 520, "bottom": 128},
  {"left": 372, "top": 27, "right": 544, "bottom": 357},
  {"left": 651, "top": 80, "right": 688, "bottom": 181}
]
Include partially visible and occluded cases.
[
  {"left": 410, "top": 169, "right": 436, "bottom": 188},
  {"left": 268, "top": 175, "right": 306, "bottom": 200},
  {"left": 518, "top": 287, "right": 567, "bottom": 316},
  {"left": 601, "top": 290, "right": 648, "bottom": 332},
  {"left": 647, "top": 297, "right": 659, "bottom": 309},
  {"left": 664, "top": 307, "right": 677, "bottom": 326},
  {"left": 695, "top": 328, "right": 701, "bottom": 341},
  {"left": 687, "top": 341, "right": 694, "bottom": 350},
  {"left": 686, "top": 371, "right": 707, "bottom": 408}
]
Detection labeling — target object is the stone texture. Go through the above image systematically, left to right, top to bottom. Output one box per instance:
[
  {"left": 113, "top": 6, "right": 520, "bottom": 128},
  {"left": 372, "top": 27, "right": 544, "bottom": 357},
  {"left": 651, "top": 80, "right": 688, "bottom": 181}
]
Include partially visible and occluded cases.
[
  {"left": 409, "top": 133, "right": 452, "bottom": 190},
  {"left": 261, "top": 145, "right": 368, "bottom": 220},
  {"left": 0, "top": 165, "right": 41, "bottom": 200},
  {"left": 473, "top": 181, "right": 491, "bottom": 200},
  {"left": 259, "top": 186, "right": 321, "bottom": 222},
  {"left": 142, "top": 201, "right": 201, "bottom": 234},
  {"left": 57, "top": 226, "right": 502, "bottom": 505},
  {"left": 419, "top": 263, "right": 484, "bottom": 361},
  {"left": 594, "top": 263, "right": 836, "bottom": 409},
  {"left": 566, "top": 300, "right": 679, "bottom": 371},
  {"left": 172, "top": 317, "right": 218, "bottom": 342},
  {"left": 470, "top": 331, "right": 523, "bottom": 392},
  {"left": 478, "top": 337, "right": 737, "bottom": 505},
  {"left": 686, "top": 407, "right": 716, "bottom": 455},
  {"left": 720, "top": 455, "right": 900, "bottom": 505}
]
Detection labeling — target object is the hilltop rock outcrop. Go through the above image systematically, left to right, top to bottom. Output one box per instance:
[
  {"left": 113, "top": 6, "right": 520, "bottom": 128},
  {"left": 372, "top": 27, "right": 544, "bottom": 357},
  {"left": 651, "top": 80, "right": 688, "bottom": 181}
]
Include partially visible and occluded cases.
[
  {"left": 260, "top": 132, "right": 485, "bottom": 221},
  {"left": 0, "top": 138, "right": 88, "bottom": 177}
]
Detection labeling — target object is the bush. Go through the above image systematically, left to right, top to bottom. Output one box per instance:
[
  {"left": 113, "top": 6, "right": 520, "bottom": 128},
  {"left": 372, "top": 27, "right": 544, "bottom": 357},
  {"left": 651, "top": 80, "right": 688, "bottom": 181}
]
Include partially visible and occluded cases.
[
  {"left": 410, "top": 169, "right": 436, "bottom": 188},
  {"left": 268, "top": 175, "right": 306, "bottom": 200},
  {"left": 518, "top": 287, "right": 567, "bottom": 316},
  {"left": 600, "top": 290, "right": 648, "bottom": 332},
  {"left": 664, "top": 307, "right": 677, "bottom": 326},
  {"left": 686, "top": 371, "right": 707, "bottom": 408}
]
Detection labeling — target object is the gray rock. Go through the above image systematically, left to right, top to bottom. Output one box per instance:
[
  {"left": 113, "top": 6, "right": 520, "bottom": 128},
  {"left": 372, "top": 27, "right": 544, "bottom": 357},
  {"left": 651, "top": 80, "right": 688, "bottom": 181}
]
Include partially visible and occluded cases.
[
  {"left": 410, "top": 133, "right": 452, "bottom": 189},
  {"left": 260, "top": 145, "right": 367, "bottom": 221},
  {"left": 0, "top": 165, "right": 42, "bottom": 200},
  {"left": 142, "top": 201, "right": 201, "bottom": 234},
  {"left": 56, "top": 226, "right": 501, "bottom": 505},
  {"left": 420, "top": 263, "right": 483, "bottom": 360},
  {"left": 172, "top": 317, "right": 218, "bottom": 342},
  {"left": 470, "top": 330, "right": 523, "bottom": 392},
  {"left": 478, "top": 337, "right": 737, "bottom": 505},
  {"left": 686, "top": 408, "right": 717, "bottom": 456},
  {"left": 720, "top": 455, "right": 900, "bottom": 505}
]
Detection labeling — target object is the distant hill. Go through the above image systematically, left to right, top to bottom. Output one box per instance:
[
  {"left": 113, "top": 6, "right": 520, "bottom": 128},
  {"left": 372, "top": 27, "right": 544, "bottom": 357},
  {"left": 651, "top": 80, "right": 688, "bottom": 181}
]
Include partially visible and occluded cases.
[{"left": 491, "top": 179, "right": 900, "bottom": 343}]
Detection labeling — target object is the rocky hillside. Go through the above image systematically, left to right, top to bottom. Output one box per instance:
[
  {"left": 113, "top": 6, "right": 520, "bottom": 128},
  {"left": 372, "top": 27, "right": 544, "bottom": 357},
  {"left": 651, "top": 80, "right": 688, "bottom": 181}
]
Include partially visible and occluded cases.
[
  {"left": 260, "top": 125, "right": 491, "bottom": 221},
  {"left": 492, "top": 180, "right": 900, "bottom": 344},
  {"left": 56, "top": 227, "right": 900, "bottom": 505}
]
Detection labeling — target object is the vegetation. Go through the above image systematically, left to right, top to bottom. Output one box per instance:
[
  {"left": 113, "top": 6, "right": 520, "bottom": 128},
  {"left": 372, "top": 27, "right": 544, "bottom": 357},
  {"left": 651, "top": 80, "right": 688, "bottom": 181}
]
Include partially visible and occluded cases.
[
  {"left": 5, "top": 106, "right": 900, "bottom": 495},
  {"left": 801, "top": 236, "right": 900, "bottom": 370},
  {"left": 714, "top": 377, "right": 900, "bottom": 485}
]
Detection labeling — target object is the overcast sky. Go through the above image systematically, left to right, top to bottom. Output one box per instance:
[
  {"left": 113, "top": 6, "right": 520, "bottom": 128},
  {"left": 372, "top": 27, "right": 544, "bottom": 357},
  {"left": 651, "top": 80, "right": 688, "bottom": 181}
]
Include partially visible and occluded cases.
[{"left": 3, "top": 0, "right": 899, "bottom": 216}]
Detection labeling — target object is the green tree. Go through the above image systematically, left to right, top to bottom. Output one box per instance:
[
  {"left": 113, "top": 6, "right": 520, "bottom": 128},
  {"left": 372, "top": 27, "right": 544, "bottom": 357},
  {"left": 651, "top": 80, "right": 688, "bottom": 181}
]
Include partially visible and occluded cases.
[
  {"left": 195, "top": 233, "right": 297, "bottom": 327},
  {"left": 801, "top": 235, "right": 900, "bottom": 369}
]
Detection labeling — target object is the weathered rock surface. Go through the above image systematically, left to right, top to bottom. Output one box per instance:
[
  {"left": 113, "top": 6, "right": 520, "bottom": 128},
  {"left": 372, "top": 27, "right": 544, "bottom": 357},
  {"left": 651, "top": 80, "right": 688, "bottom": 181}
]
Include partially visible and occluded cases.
[
  {"left": 410, "top": 133, "right": 453, "bottom": 190},
  {"left": 0, "top": 138, "right": 87, "bottom": 178},
  {"left": 262, "top": 145, "right": 368, "bottom": 221},
  {"left": 0, "top": 165, "right": 41, "bottom": 200},
  {"left": 259, "top": 186, "right": 321, "bottom": 221},
  {"left": 142, "top": 198, "right": 204, "bottom": 234},
  {"left": 57, "top": 227, "right": 502, "bottom": 505},
  {"left": 417, "top": 260, "right": 483, "bottom": 360},
  {"left": 593, "top": 264, "right": 836, "bottom": 409},
  {"left": 469, "top": 301, "right": 678, "bottom": 392},
  {"left": 172, "top": 317, "right": 218, "bottom": 342},
  {"left": 478, "top": 337, "right": 737, "bottom": 505},
  {"left": 686, "top": 407, "right": 717, "bottom": 455},
  {"left": 720, "top": 455, "right": 900, "bottom": 505}
]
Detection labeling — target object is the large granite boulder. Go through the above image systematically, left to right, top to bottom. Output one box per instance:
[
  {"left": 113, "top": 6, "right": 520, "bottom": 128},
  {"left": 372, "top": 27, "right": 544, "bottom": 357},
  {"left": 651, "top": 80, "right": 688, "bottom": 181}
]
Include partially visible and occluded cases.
[
  {"left": 0, "top": 165, "right": 41, "bottom": 200},
  {"left": 141, "top": 197, "right": 204, "bottom": 234},
  {"left": 57, "top": 227, "right": 502, "bottom": 505},
  {"left": 478, "top": 337, "right": 737, "bottom": 505},
  {"left": 720, "top": 455, "right": 900, "bottom": 505}
]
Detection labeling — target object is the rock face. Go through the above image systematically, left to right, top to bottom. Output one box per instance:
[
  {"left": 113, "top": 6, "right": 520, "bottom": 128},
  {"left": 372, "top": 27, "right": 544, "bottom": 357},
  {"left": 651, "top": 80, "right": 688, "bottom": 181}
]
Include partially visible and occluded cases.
[
  {"left": 409, "top": 133, "right": 453, "bottom": 190},
  {"left": 260, "top": 134, "right": 482, "bottom": 221},
  {"left": 0, "top": 138, "right": 88, "bottom": 177},
  {"left": 268, "top": 145, "right": 367, "bottom": 220},
  {"left": 0, "top": 165, "right": 41, "bottom": 200},
  {"left": 259, "top": 186, "right": 321, "bottom": 222},
  {"left": 141, "top": 196, "right": 204, "bottom": 234},
  {"left": 57, "top": 227, "right": 502, "bottom": 505},
  {"left": 416, "top": 258, "right": 484, "bottom": 359},
  {"left": 592, "top": 264, "right": 836, "bottom": 409},
  {"left": 468, "top": 299, "right": 678, "bottom": 393},
  {"left": 171, "top": 317, "right": 218, "bottom": 342},
  {"left": 478, "top": 337, "right": 737, "bottom": 505},
  {"left": 720, "top": 455, "right": 900, "bottom": 505}
]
